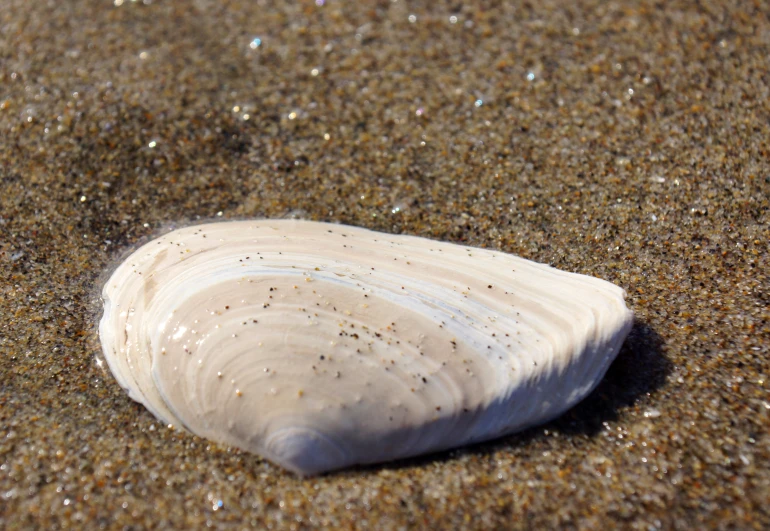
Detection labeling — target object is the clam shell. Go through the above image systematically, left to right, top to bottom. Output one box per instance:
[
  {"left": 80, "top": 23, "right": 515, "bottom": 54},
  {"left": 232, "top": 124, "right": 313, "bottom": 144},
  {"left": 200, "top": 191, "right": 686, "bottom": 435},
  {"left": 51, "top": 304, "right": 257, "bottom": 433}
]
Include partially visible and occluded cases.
[{"left": 99, "top": 220, "right": 633, "bottom": 475}]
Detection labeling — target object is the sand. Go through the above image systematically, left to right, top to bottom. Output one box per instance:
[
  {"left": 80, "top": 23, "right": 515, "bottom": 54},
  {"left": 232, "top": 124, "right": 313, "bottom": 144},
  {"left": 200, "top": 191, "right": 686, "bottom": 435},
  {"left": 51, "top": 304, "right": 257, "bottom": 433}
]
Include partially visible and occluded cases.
[{"left": 1, "top": 0, "right": 768, "bottom": 528}]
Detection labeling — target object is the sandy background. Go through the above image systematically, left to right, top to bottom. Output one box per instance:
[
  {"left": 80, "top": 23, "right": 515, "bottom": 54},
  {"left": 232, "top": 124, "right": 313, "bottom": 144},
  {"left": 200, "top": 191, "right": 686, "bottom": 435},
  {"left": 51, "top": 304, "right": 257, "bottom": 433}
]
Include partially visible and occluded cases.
[{"left": 1, "top": 0, "right": 768, "bottom": 528}]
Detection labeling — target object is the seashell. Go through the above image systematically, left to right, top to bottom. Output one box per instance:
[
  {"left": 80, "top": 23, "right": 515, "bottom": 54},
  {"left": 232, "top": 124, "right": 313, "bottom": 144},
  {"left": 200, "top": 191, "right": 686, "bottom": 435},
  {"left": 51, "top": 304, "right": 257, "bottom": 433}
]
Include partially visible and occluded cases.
[{"left": 99, "top": 220, "right": 633, "bottom": 475}]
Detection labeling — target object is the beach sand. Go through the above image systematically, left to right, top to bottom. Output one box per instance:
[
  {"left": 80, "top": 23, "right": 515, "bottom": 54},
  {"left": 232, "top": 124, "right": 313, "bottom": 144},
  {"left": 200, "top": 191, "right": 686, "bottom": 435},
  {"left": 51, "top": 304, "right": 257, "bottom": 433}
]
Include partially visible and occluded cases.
[{"left": 1, "top": 0, "right": 768, "bottom": 528}]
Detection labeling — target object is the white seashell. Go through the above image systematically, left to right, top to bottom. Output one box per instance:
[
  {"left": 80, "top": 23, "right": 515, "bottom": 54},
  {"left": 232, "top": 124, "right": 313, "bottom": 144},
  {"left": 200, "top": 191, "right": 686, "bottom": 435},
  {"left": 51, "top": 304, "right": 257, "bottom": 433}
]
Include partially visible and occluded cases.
[{"left": 99, "top": 220, "right": 633, "bottom": 475}]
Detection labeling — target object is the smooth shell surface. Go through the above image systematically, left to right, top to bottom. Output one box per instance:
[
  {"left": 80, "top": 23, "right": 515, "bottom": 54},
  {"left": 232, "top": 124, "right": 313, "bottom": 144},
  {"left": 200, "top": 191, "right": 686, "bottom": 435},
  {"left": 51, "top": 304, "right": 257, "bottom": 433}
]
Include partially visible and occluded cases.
[{"left": 99, "top": 220, "right": 633, "bottom": 475}]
